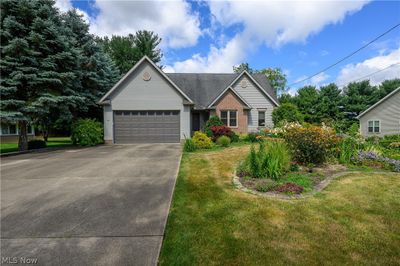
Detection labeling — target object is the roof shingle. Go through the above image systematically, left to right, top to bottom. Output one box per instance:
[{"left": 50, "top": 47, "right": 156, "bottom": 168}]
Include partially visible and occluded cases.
[{"left": 166, "top": 72, "right": 277, "bottom": 109}]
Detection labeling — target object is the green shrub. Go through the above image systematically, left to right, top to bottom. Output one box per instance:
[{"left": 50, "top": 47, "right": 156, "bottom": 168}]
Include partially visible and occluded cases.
[
  {"left": 272, "top": 103, "right": 304, "bottom": 126},
  {"left": 204, "top": 116, "right": 224, "bottom": 137},
  {"left": 71, "top": 119, "right": 103, "bottom": 146},
  {"left": 283, "top": 124, "right": 340, "bottom": 164},
  {"left": 192, "top": 131, "right": 213, "bottom": 149},
  {"left": 230, "top": 132, "right": 240, "bottom": 142},
  {"left": 245, "top": 132, "right": 259, "bottom": 143},
  {"left": 380, "top": 134, "right": 400, "bottom": 148},
  {"left": 216, "top": 135, "right": 231, "bottom": 147},
  {"left": 339, "top": 136, "right": 360, "bottom": 164},
  {"left": 183, "top": 138, "right": 197, "bottom": 152},
  {"left": 28, "top": 139, "right": 47, "bottom": 150},
  {"left": 242, "top": 141, "right": 291, "bottom": 180},
  {"left": 260, "top": 141, "right": 291, "bottom": 180},
  {"left": 249, "top": 145, "right": 261, "bottom": 178},
  {"left": 289, "top": 163, "right": 299, "bottom": 172},
  {"left": 284, "top": 174, "right": 312, "bottom": 192},
  {"left": 255, "top": 179, "right": 279, "bottom": 192}
]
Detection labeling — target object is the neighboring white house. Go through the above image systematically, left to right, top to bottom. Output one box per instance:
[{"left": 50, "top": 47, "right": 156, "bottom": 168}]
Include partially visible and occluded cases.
[
  {"left": 98, "top": 56, "right": 278, "bottom": 144},
  {"left": 357, "top": 87, "right": 400, "bottom": 137},
  {"left": 0, "top": 122, "right": 35, "bottom": 143}
]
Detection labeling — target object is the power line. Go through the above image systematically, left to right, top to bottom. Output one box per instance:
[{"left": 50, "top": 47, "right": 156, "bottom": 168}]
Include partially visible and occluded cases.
[
  {"left": 288, "top": 22, "right": 400, "bottom": 87},
  {"left": 338, "top": 62, "right": 400, "bottom": 87}
]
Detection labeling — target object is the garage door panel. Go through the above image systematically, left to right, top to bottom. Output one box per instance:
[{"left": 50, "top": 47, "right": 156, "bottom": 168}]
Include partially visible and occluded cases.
[{"left": 114, "top": 110, "right": 180, "bottom": 143}]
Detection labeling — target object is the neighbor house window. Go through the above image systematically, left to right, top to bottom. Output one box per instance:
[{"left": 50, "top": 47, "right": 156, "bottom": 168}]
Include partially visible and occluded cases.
[
  {"left": 220, "top": 110, "right": 237, "bottom": 127},
  {"left": 258, "top": 111, "right": 266, "bottom": 127},
  {"left": 368, "top": 120, "right": 380, "bottom": 133},
  {"left": 0, "top": 123, "right": 33, "bottom": 135}
]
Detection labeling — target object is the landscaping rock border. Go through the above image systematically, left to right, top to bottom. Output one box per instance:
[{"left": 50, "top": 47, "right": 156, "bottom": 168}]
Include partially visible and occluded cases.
[{"left": 233, "top": 170, "right": 396, "bottom": 200}]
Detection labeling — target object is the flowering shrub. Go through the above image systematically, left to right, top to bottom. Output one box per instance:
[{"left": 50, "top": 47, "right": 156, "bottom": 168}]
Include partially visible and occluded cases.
[
  {"left": 283, "top": 124, "right": 340, "bottom": 164},
  {"left": 210, "top": 125, "right": 232, "bottom": 140},
  {"left": 192, "top": 131, "right": 213, "bottom": 149},
  {"left": 353, "top": 151, "right": 400, "bottom": 172}
]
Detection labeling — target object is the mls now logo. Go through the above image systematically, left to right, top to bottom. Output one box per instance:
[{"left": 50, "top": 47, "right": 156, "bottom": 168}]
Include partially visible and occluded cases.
[{"left": 1, "top": 257, "right": 38, "bottom": 264}]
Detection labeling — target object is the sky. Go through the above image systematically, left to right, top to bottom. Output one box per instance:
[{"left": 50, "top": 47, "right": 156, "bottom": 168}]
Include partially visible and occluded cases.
[{"left": 56, "top": 0, "right": 400, "bottom": 93}]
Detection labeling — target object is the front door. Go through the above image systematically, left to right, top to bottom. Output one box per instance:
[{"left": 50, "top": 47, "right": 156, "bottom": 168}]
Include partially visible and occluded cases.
[{"left": 192, "top": 113, "right": 200, "bottom": 132}]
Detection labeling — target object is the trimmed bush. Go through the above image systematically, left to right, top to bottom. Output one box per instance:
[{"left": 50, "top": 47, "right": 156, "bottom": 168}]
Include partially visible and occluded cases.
[
  {"left": 204, "top": 116, "right": 224, "bottom": 137},
  {"left": 71, "top": 119, "right": 103, "bottom": 146},
  {"left": 283, "top": 124, "right": 340, "bottom": 164},
  {"left": 210, "top": 125, "right": 232, "bottom": 141},
  {"left": 192, "top": 131, "right": 213, "bottom": 149},
  {"left": 230, "top": 132, "right": 240, "bottom": 142},
  {"left": 216, "top": 135, "right": 231, "bottom": 147},
  {"left": 183, "top": 138, "right": 197, "bottom": 152},
  {"left": 28, "top": 139, "right": 47, "bottom": 150}
]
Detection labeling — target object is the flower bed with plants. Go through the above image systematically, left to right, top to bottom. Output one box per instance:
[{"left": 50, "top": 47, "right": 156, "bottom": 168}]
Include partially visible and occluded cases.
[{"left": 235, "top": 123, "right": 399, "bottom": 198}]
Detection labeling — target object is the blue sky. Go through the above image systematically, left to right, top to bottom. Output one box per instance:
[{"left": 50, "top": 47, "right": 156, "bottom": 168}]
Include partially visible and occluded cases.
[{"left": 57, "top": 0, "right": 400, "bottom": 92}]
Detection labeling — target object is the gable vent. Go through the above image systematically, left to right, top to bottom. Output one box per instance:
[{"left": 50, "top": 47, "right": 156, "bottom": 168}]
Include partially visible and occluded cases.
[
  {"left": 143, "top": 71, "right": 151, "bottom": 81},
  {"left": 240, "top": 80, "right": 247, "bottom": 88}
]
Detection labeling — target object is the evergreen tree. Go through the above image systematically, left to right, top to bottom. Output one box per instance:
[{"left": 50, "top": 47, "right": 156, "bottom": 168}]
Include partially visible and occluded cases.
[
  {"left": 1, "top": 0, "right": 79, "bottom": 150},
  {"left": 97, "top": 30, "right": 162, "bottom": 74},
  {"left": 233, "top": 63, "right": 254, "bottom": 73},
  {"left": 315, "top": 83, "right": 343, "bottom": 123},
  {"left": 293, "top": 86, "right": 320, "bottom": 123}
]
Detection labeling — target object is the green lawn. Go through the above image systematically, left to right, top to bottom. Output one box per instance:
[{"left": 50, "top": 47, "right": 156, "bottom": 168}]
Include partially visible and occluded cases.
[
  {"left": 0, "top": 137, "right": 72, "bottom": 153},
  {"left": 160, "top": 145, "right": 400, "bottom": 265}
]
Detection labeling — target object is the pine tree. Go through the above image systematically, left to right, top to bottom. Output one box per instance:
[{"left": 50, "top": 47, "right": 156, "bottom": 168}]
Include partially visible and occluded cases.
[{"left": 1, "top": 0, "right": 78, "bottom": 150}]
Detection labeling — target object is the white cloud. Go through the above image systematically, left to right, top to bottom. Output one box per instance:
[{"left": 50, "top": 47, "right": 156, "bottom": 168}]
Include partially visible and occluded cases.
[
  {"left": 55, "top": 0, "right": 73, "bottom": 12},
  {"left": 55, "top": 0, "right": 90, "bottom": 23},
  {"left": 169, "top": 0, "right": 369, "bottom": 72},
  {"left": 89, "top": 1, "right": 202, "bottom": 49},
  {"left": 167, "top": 33, "right": 251, "bottom": 72},
  {"left": 336, "top": 48, "right": 400, "bottom": 86},
  {"left": 311, "top": 72, "right": 330, "bottom": 85}
]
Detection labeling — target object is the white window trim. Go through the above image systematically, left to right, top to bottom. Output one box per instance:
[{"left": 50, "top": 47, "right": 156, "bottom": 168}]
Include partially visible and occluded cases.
[
  {"left": 220, "top": 110, "right": 238, "bottom": 128},
  {"left": 367, "top": 120, "right": 380, "bottom": 133},
  {"left": 0, "top": 124, "right": 34, "bottom": 136}
]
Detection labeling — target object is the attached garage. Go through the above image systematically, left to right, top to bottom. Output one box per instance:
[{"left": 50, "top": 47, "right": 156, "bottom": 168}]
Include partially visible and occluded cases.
[{"left": 114, "top": 110, "right": 180, "bottom": 143}]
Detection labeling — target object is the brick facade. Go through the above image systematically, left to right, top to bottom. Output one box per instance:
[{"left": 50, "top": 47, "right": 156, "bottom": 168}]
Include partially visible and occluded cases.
[{"left": 211, "top": 90, "right": 248, "bottom": 134}]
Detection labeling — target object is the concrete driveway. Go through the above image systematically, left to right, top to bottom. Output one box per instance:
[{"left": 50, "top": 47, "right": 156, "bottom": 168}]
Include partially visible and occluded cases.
[{"left": 1, "top": 144, "right": 181, "bottom": 265}]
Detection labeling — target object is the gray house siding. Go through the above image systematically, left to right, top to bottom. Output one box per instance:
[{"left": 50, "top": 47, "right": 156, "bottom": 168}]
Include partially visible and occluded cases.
[
  {"left": 103, "top": 61, "right": 190, "bottom": 141},
  {"left": 232, "top": 75, "right": 276, "bottom": 132},
  {"left": 359, "top": 90, "right": 400, "bottom": 137}
]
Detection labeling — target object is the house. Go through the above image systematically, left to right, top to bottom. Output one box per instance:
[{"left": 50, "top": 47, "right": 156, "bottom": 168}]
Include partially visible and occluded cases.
[
  {"left": 98, "top": 56, "right": 278, "bottom": 144},
  {"left": 357, "top": 87, "right": 400, "bottom": 137},
  {"left": 0, "top": 122, "right": 35, "bottom": 143}
]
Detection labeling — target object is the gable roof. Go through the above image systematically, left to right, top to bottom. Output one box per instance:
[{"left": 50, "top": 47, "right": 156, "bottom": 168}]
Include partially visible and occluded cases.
[
  {"left": 98, "top": 56, "right": 194, "bottom": 104},
  {"left": 166, "top": 72, "right": 278, "bottom": 109},
  {"left": 356, "top": 86, "right": 400, "bottom": 119},
  {"left": 208, "top": 87, "right": 252, "bottom": 109}
]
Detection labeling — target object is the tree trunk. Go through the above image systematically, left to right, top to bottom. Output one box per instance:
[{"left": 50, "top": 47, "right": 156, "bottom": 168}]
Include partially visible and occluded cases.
[
  {"left": 18, "top": 120, "right": 28, "bottom": 151},
  {"left": 43, "top": 131, "right": 48, "bottom": 142}
]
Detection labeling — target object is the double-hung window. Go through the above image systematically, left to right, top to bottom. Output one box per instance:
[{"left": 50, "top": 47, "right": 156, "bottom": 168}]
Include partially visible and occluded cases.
[
  {"left": 220, "top": 110, "right": 237, "bottom": 127},
  {"left": 368, "top": 120, "right": 380, "bottom": 133}
]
